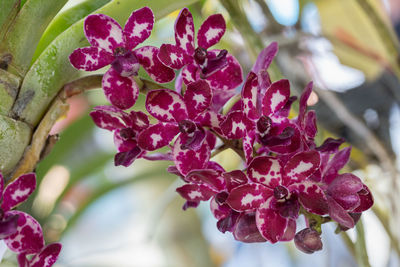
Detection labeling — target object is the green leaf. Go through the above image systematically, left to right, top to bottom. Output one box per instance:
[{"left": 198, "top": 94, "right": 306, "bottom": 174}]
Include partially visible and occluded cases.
[
  {"left": 0, "top": 0, "right": 68, "bottom": 77},
  {"left": 0, "top": 0, "right": 20, "bottom": 41},
  {"left": 13, "top": 0, "right": 199, "bottom": 127},
  {"left": 32, "top": 0, "right": 111, "bottom": 63},
  {"left": 0, "top": 115, "right": 31, "bottom": 176}
]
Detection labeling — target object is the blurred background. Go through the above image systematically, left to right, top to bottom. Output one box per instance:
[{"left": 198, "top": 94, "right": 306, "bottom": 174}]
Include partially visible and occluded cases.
[{"left": 1, "top": 0, "right": 400, "bottom": 266}]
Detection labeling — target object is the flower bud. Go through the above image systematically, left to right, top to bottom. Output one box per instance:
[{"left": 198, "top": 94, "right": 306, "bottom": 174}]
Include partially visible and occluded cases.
[{"left": 294, "top": 228, "right": 323, "bottom": 254}]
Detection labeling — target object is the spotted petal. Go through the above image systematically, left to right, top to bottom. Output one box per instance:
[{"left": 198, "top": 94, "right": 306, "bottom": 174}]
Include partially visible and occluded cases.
[
  {"left": 123, "top": 7, "right": 154, "bottom": 50},
  {"left": 174, "top": 8, "right": 195, "bottom": 55},
  {"left": 84, "top": 14, "right": 124, "bottom": 53},
  {"left": 197, "top": 14, "right": 226, "bottom": 49},
  {"left": 252, "top": 42, "right": 278, "bottom": 73},
  {"left": 158, "top": 44, "right": 192, "bottom": 69},
  {"left": 69, "top": 46, "right": 113, "bottom": 71},
  {"left": 134, "top": 46, "right": 175, "bottom": 83},
  {"left": 205, "top": 51, "right": 243, "bottom": 91},
  {"left": 181, "top": 63, "right": 198, "bottom": 85},
  {"left": 102, "top": 68, "right": 139, "bottom": 110},
  {"left": 241, "top": 72, "right": 259, "bottom": 120},
  {"left": 262, "top": 79, "right": 290, "bottom": 116},
  {"left": 184, "top": 80, "right": 212, "bottom": 118},
  {"left": 146, "top": 89, "right": 188, "bottom": 122},
  {"left": 90, "top": 105, "right": 131, "bottom": 131},
  {"left": 129, "top": 110, "right": 149, "bottom": 132},
  {"left": 221, "top": 111, "right": 253, "bottom": 139},
  {"left": 137, "top": 123, "right": 179, "bottom": 151},
  {"left": 243, "top": 130, "right": 255, "bottom": 163},
  {"left": 173, "top": 135, "right": 210, "bottom": 176},
  {"left": 284, "top": 150, "right": 320, "bottom": 183},
  {"left": 247, "top": 156, "right": 283, "bottom": 188},
  {"left": 185, "top": 169, "right": 225, "bottom": 191},
  {"left": 223, "top": 170, "right": 248, "bottom": 192},
  {"left": 1, "top": 173, "right": 36, "bottom": 212},
  {"left": 291, "top": 181, "right": 329, "bottom": 215},
  {"left": 226, "top": 183, "right": 272, "bottom": 211},
  {"left": 176, "top": 184, "right": 216, "bottom": 202},
  {"left": 256, "top": 200, "right": 288, "bottom": 243},
  {"left": 4, "top": 211, "right": 44, "bottom": 254},
  {"left": 29, "top": 243, "right": 62, "bottom": 267}
]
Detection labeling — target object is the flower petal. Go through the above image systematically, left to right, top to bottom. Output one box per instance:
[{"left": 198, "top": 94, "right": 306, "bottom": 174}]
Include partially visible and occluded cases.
[
  {"left": 123, "top": 7, "right": 154, "bottom": 50},
  {"left": 174, "top": 8, "right": 195, "bottom": 55},
  {"left": 84, "top": 14, "right": 124, "bottom": 53},
  {"left": 197, "top": 14, "right": 226, "bottom": 49},
  {"left": 252, "top": 42, "right": 278, "bottom": 73},
  {"left": 158, "top": 44, "right": 191, "bottom": 69},
  {"left": 134, "top": 46, "right": 175, "bottom": 83},
  {"left": 69, "top": 47, "right": 113, "bottom": 71},
  {"left": 205, "top": 51, "right": 243, "bottom": 90},
  {"left": 181, "top": 63, "right": 198, "bottom": 85},
  {"left": 102, "top": 68, "right": 139, "bottom": 110},
  {"left": 241, "top": 72, "right": 260, "bottom": 120},
  {"left": 262, "top": 79, "right": 290, "bottom": 116},
  {"left": 184, "top": 80, "right": 212, "bottom": 118},
  {"left": 298, "top": 82, "right": 313, "bottom": 127},
  {"left": 146, "top": 89, "right": 188, "bottom": 122},
  {"left": 90, "top": 105, "right": 131, "bottom": 131},
  {"left": 129, "top": 110, "right": 149, "bottom": 132},
  {"left": 195, "top": 110, "right": 224, "bottom": 133},
  {"left": 221, "top": 111, "right": 253, "bottom": 139},
  {"left": 137, "top": 122, "right": 179, "bottom": 151},
  {"left": 113, "top": 130, "right": 137, "bottom": 152},
  {"left": 243, "top": 130, "right": 255, "bottom": 164},
  {"left": 173, "top": 135, "right": 210, "bottom": 176},
  {"left": 316, "top": 137, "right": 345, "bottom": 154},
  {"left": 114, "top": 146, "right": 144, "bottom": 167},
  {"left": 323, "top": 147, "right": 351, "bottom": 184},
  {"left": 284, "top": 150, "right": 320, "bottom": 183},
  {"left": 247, "top": 156, "right": 283, "bottom": 188},
  {"left": 185, "top": 169, "right": 225, "bottom": 191},
  {"left": 223, "top": 170, "right": 248, "bottom": 192},
  {"left": 0, "top": 172, "right": 4, "bottom": 196},
  {"left": 1, "top": 173, "right": 36, "bottom": 212},
  {"left": 292, "top": 181, "right": 329, "bottom": 215},
  {"left": 226, "top": 183, "right": 272, "bottom": 211},
  {"left": 176, "top": 184, "right": 216, "bottom": 202},
  {"left": 353, "top": 185, "right": 374, "bottom": 212},
  {"left": 326, "top": 195, "right": 354, "bottom": 228},
  {"left": 210, "top": 197, "right": 231, "bottom": 220},
  {"left": 256, "top": 200, "right": 288, "bottom": 243},
  {"left": 4, "top": 211, "right": 44, "bottom": 254},
  {"left": 233, "top": 213, "right": 266, "bottom": 243},
  {"left": 0, "top": 214, "right": 19, "bottom": 239},
  {"left": 280, "top": 219, "right": 296, "bottom": 241},
  {"left": 29, "top": 243, "right": 62, "bottom": 267}
]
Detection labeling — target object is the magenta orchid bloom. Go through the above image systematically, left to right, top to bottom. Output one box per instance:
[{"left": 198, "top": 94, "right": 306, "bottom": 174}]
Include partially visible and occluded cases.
[
  {"left": 69, "top": 7, "right": 175, "bottom": 109},
  {"left": 158, "top": 8, "right": 243, "bottom": 91},
  {"left": 90, "top": 105, "right": 150, "bottom": 166},
  {"left": 226, "top": 151, "right": 328, "bottom": 243},
  {"left": 0, "top": 173, "right": 61, "bottom": 267},
  {"left": 17, "top": 243, "right": 62, "bottom": 267}
]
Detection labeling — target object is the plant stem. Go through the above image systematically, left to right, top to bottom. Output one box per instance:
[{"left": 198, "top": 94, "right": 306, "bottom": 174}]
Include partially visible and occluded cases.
[{"left": 355, "top": 218, "right": 371, "bottom": 267}]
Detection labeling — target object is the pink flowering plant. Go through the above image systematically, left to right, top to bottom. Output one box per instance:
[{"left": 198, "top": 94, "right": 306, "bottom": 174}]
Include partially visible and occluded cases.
[{"left": 69, "top": 6, "right": 374, "bottom": 255}]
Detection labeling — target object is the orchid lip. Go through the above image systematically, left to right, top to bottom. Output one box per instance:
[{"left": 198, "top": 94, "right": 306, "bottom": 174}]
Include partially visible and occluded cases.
[
  {"left": 112, "top": 47, "right": 140, "bottom": 77},
  {"left": 194, "top": 47, "right": 208, "bottom": 65},
  {"left": 200, "top": 49, "right": 228, "bottom": 78},
  {"left": 257, "top": 116, "right": 272, "bottom": 136},
  {"left": 178, "top": 120, "right": 197, "bottom": 134},
  {"left": 119, "top": 128, "right": 136, "bottom": 140},
  {"left": 274, "top": 185, "right": 289, "bottom": 200}
]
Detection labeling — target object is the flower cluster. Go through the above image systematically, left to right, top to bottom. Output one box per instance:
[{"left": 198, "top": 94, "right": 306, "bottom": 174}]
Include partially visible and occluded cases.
[
  {"left": 70, "top": 7, "right": 373, "bottom": 253},
  {"left": 0, "top": 173, "right": 61, "bottom": 266}
]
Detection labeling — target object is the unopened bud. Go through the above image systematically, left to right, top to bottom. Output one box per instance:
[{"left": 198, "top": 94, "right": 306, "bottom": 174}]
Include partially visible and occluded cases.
[{"left": 294, "top": 228, "right": 323, "bottom": 254}]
